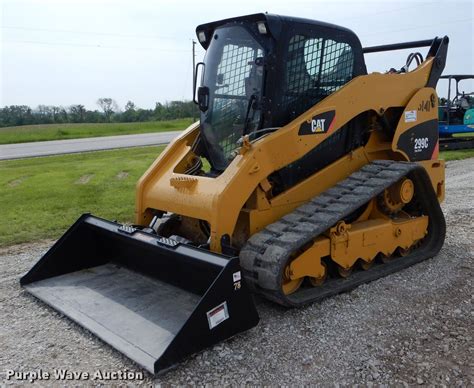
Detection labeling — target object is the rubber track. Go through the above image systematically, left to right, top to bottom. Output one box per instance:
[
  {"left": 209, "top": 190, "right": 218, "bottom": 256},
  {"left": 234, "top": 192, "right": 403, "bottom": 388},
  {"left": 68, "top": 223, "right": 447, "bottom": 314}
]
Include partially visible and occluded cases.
[{"left": 239, "top": 160, "right": 446, "bottom": 307}]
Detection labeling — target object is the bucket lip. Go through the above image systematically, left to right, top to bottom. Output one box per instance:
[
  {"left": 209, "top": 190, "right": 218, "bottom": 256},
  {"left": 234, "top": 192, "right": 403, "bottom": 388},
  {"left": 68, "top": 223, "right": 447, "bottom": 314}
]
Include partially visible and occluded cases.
[{"left": 83, "top": 214, "right": 237, "bottom": 264}]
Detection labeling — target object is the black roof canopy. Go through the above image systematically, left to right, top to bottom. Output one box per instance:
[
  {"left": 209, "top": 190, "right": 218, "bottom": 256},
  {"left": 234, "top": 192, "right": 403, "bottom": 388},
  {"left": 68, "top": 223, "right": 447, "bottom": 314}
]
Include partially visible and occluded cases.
[{"left": 196, "top": 13, "right": 360, "bottom": 49}]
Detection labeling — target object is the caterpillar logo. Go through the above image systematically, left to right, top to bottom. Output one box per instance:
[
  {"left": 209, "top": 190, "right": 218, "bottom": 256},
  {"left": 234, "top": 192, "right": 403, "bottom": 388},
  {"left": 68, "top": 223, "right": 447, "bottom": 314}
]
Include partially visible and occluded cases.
[
  {"left": 299, "top": 110, "right": 336, "bottom": 136},
  {"left": 311, "top": 119, "right": 326, "bottom": 133}
]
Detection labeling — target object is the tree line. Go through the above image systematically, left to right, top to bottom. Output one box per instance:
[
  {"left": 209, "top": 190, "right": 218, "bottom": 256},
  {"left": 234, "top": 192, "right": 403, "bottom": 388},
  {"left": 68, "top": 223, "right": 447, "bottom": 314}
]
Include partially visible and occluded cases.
[{"left": 0, "top": 98, "right": 199, "bottom": 127}]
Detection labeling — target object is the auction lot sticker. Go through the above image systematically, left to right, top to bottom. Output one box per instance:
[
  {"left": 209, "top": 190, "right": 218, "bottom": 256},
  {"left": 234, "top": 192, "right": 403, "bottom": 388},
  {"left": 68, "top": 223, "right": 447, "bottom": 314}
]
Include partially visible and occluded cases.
[
  {"left": 404, "top": 110, "right": 417, "bottom": 122},
  {"left": 207, "top": 301, "right": 229, "bottom": 329}
]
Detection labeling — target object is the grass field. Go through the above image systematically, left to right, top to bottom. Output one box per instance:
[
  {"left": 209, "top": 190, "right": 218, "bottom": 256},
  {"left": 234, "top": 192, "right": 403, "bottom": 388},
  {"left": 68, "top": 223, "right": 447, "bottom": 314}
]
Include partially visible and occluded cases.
[
  {"left": 0, "top": 118, "right": 193, "bottom": 144},
  {"left": 0, "top": 146, "right": 164, "bottom": 246},
  {"left": 0, "top": 148, "right": 473, "bottom": 247},
  {"left": 438, "top": 149, "right": 474, "bottom": 160}
]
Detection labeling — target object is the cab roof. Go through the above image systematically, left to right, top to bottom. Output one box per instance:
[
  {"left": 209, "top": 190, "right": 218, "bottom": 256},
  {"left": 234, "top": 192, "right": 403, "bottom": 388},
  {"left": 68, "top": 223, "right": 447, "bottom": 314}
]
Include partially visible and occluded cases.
[{"left": 196, "top": 13, "right": 359, "bottom": 49}]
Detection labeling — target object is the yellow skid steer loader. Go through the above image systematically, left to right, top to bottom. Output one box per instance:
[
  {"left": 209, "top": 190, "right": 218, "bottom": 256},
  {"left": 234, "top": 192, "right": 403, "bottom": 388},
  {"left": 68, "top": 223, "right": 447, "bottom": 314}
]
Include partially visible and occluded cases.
[{"left": 22, "top": 13, "right": 448, "bottom": 374}]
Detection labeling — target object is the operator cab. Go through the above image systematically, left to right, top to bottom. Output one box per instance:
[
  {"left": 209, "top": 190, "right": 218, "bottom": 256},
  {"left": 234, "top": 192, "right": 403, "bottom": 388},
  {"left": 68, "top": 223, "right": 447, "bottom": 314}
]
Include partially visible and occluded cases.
[{"left": 195, "top": 13, "right": 367, "bottom": 171}]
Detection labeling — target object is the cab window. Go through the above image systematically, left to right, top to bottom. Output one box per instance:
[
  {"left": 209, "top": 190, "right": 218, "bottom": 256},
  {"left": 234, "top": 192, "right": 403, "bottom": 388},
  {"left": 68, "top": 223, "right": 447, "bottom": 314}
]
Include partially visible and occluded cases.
[{"left": 283, "top": 34, "right": 354, "bottom": 121}]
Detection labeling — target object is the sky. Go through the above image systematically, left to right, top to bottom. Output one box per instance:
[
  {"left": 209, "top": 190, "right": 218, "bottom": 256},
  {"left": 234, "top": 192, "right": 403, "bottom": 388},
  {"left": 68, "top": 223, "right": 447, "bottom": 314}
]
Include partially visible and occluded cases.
[{"left": 0, "top": 0, "right": 473, "bottom": 110}]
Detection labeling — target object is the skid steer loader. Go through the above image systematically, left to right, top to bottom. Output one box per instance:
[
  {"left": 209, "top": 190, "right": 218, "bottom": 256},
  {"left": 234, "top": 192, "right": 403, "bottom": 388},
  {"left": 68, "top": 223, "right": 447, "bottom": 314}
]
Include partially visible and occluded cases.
[{"left": 22, "top": 13, "right": 448, "bottom": 374}]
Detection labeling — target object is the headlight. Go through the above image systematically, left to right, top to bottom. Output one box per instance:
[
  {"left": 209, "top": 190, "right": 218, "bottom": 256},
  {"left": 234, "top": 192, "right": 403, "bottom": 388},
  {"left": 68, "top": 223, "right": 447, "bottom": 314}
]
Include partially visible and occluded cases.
[
  {"left": 257, "top": 22, "right": 267, "bottom": 34},
  {"left": 198, "top": 31, "right": 206, "bottom": 43}
]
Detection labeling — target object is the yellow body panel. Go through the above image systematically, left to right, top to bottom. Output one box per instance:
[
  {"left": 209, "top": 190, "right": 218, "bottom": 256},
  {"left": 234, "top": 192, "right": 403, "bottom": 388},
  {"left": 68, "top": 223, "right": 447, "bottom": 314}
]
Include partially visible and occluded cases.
[
  {"left": 135, "top": 57, "right": 444, "bottom": 253},
  {"left": 288, "top": 215, "right": 428, "bottom": 280}
]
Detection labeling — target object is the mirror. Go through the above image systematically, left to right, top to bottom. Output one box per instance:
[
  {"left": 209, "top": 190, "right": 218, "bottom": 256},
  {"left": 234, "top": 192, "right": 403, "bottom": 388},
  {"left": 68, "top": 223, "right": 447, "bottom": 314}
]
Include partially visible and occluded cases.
[{"left": 193, "top": 62, "right": 205, "bottom": 105}]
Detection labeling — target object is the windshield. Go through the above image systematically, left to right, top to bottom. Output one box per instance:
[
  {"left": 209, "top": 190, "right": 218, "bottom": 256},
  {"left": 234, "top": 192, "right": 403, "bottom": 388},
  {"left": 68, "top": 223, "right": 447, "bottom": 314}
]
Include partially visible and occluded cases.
[{"left": 200, "top": 25, "right": 265, "bottom": 171}]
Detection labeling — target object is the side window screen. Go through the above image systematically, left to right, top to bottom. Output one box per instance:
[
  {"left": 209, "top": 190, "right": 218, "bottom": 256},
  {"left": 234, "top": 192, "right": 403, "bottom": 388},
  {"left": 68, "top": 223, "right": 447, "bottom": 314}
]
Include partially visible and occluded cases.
[
  {"left": 283, "top": 34, "right": 354, "bottom": 122},
  {"left": 303, "top": 38, "right": 323, "bottom": 77},
  {"left": 320, "top": 40, "right": 354, "bottom": 92},
  {"left": 216, "top": 45, "right": 263, "bottom": 97}
]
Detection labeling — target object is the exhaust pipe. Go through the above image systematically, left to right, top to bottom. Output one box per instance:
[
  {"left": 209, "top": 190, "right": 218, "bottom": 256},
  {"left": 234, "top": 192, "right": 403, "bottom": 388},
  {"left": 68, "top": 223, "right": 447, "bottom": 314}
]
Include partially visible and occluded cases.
[{"left": 21, "top": 214, "right": 259, "bottom": 374}]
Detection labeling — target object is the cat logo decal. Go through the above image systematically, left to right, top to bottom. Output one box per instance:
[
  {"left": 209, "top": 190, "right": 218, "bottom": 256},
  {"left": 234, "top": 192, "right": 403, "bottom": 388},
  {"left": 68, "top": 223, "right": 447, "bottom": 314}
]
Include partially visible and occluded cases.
[{"left": 299, "top": 110, "right": 336, "bottom": 136}]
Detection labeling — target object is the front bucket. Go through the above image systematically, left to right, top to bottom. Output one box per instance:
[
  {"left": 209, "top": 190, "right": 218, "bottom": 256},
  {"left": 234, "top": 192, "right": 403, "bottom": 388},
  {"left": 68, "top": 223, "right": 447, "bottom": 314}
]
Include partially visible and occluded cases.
[{"left": 21, "top": 214, "right": 259, "bottom": 374}]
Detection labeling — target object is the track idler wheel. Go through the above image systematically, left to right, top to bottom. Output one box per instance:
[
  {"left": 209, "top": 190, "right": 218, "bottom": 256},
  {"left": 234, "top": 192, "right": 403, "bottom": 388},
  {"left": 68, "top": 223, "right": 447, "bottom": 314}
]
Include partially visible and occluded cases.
[
  {"left": 397, "top": 238, "right": 422, "bottom": 257},
  {"left": 397, "top": 246, "right": 412, "bottom": 257},
  {"left": 380, "top": 253, "right": 394, "bottom": 264},
  {"left": 360, "top": 260, "right": 374, "bottom": 270},
  {"left": 309, "top": 263, "right": 327, "bottom": 287},
  {"left": 282, "top": 265, "right": 303, "bottom": 295},
  {"left": 337, "top": 265, "right": 353, "bottom": 278}
]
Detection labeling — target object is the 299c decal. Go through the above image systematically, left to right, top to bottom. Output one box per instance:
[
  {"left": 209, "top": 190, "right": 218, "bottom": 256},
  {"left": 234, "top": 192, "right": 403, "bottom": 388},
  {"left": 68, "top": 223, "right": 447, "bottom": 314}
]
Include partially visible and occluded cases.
[
  {"left": 397, "top": 119, "right": 438, "bottom": 161},
  {"left": 414, "top": 137, "right": 429, "bottom": 153}
]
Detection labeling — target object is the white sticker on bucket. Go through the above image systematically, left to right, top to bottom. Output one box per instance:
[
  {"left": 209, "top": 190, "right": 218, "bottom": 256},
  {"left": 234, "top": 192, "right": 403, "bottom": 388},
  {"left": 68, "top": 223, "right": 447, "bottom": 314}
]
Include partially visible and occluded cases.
[
  {"left": 404, "top": 110, "right": 417, "bottom": 123},
  {"left": 233, "top": 271, "right": 241, "bottom": 282},
  {"left": 207, "top": 301, "right": 229, "bottom": 330}
]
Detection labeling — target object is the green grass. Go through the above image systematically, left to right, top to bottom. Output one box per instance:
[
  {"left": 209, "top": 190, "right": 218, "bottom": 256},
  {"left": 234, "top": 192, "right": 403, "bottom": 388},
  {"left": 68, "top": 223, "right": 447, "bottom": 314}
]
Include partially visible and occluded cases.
[
  {"left": 0, "top": 118, "right": 192, "bottom": 144},
  {"left": 453, "top": 132, "right": 474, "bottom": 137},
  {"left": 0, "top": 146, "right": 164, "bottom": 246},
  {"left": 0, "top": 147, "right": 472, "bottom": 247},
  {"left": 440, "top": 149, "right": 474, "bottom": 161}
]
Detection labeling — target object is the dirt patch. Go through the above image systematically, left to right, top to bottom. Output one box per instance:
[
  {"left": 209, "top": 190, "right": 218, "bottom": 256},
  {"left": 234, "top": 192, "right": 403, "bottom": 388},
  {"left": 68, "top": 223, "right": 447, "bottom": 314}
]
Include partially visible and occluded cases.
[
  {"left": 116, "top": 171, "right": 129, "bottom": 180},
  {"left": 75, "top": 174, "right": 94, "bottom": 185},
  {"left": 7, "top": 177, "right": 27, "bottom": 188},
  {"left": 0, "top": 240, "right": 54, "bottom": 256}
]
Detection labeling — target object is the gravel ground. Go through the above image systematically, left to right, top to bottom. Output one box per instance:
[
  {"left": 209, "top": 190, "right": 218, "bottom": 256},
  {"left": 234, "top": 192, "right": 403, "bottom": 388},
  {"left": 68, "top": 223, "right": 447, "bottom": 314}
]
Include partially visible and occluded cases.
[{"left": 1, "top": 159, "right": 473, "bottom": 386}]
